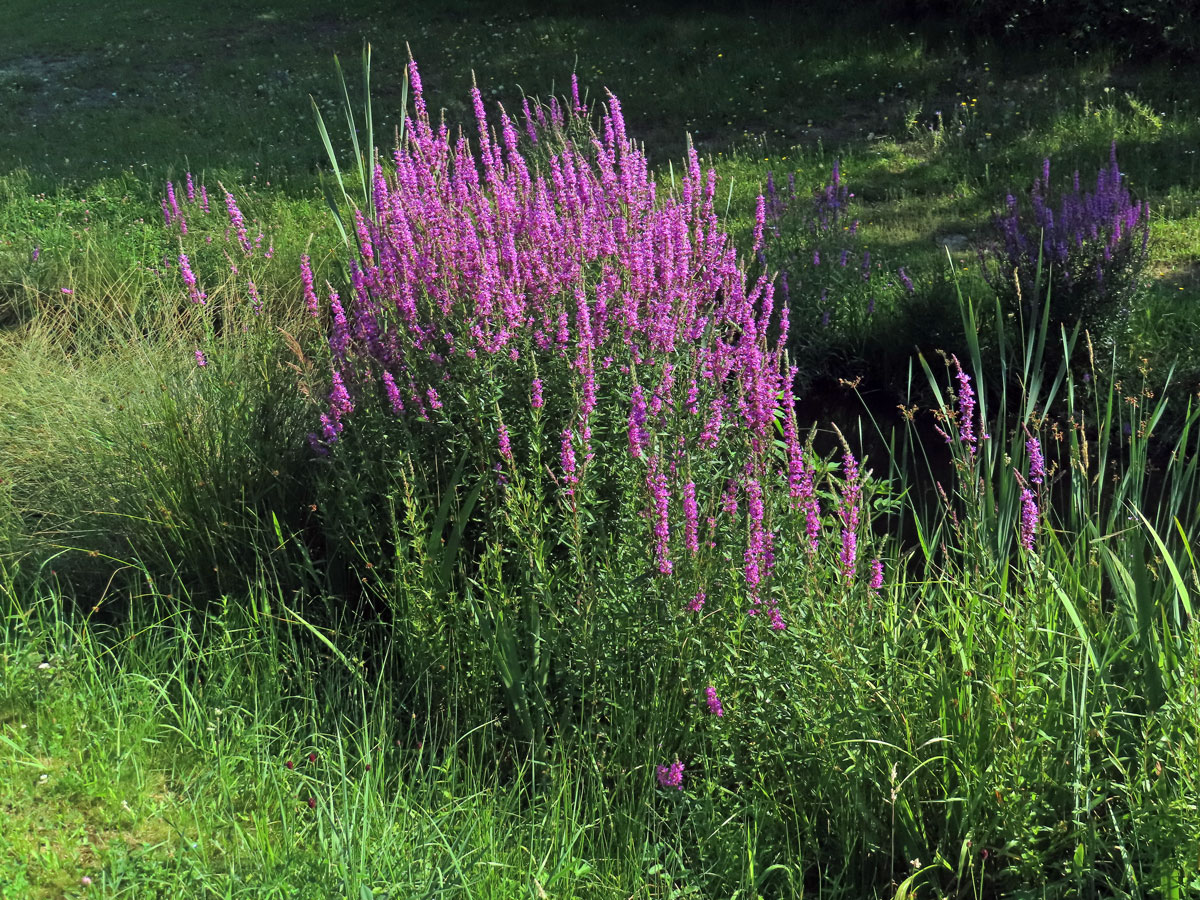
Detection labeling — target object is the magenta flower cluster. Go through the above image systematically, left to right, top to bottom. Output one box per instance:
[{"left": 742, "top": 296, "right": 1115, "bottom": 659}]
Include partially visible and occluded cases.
[
  {"left": 305, "top": 61, "right": 811, "bottom": 608},
  {"left": 983, "top": 142, "right": 1151, "bottom": 328},
  {"left": 765, "top": 160, "right": 916, "bottom": 335},
  {"left": 158, "top": 174, "right": 272, "bottom": 307},
  {"left": 936, "top": 355, "right": 989, "bottom": 459},
  {"left": 1016, "top": 431, "right": 1044, "bottom": 556},
  {"left": 1026, "top": 432, "right": 1045, "bottom": 484},
  {"left": 838, "top": 451, "right": 861, "bottom": 583},
  {"left": 1018, "top": 484, "right": 1039, "bottom": 553},
  {"left": 868, "top": 557, "right": 884, "bottom": 592},
  {"left": 704, "top": 685, "right": 725, "bottom": 717},
  {"left": 656, "top": 758, "right": 685, "bottom": 790}
]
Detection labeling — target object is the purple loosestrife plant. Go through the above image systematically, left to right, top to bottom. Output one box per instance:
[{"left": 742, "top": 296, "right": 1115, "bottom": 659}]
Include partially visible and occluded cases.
[
  {"left": 301, "top": 60, "right": 879, "bottom": 770},
  {"left": 307, "top": 62, "right": 805, "bottom": 598},
  {"left": 981, "top": 142, "right": 1150, "bottom": 337},
  {"left": 763, "top": 161, "right": 918, "bottom": 382},
  {"left": 155, "top": 175, "right": 276, "bottom": 325},
  {"left": 223, "top": 187, "right": 253, "bottom": 255},
  {"left": 178, "top": 252, "right": 206, "bottom": 304},
  {"left": 953, "top": 355, "right": 979, "bottom": 455},
  {"left": 1026, "top": 430, "right": 1046, "bottom": 485},
  {"left": 682, "top": 480, "right": 700, "bottom": 556},
  {"left": 868, "top": 558, "right": 884, "bottom": 592}
]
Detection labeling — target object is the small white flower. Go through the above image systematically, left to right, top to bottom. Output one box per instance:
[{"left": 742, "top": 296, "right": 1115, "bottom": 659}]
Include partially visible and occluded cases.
[{"left": 37, "top": 661, "right": 51, "bottom": 670}]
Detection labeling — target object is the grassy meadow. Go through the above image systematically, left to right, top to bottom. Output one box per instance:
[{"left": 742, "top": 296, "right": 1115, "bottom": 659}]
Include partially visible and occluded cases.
[{"left": 2, "top": 2, "right": 1200, "bottom": 898}]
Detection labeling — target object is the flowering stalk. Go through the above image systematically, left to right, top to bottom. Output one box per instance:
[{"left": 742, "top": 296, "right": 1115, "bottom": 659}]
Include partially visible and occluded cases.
[
  {"left": 178, "top": 252, "right": 206, "bottom": 304},
  {"left": 1025, "top": 429, "right": 1045, "bottom": 485},
  {"left": 838, "top": 450, "right": 861, "bottom": 583},
  {"left": 1017, "top": 475, "right": 1039, "bottom": 553},
  {"left": 869, "top": 558, "right": 883, "bottom": 592}
]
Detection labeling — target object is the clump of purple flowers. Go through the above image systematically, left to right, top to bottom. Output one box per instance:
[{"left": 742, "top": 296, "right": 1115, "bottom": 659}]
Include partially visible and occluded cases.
[
  {"left": 305, "top": 61, "right": 813, "bottom": 616},
  {"left": 297, "top": 62, "right": 906, "bottom": 785},
  {"left": 982, "top": 142, "right": 1150, "bottom": 333},
  {"left": 811, "top": 159, "right": 853, "bottom": 235},
  {"left": 764, "top": 161, "right": 917, "bottom": 362},
  {"left": 157, "top": 173, "right": 274, "bottom": 323},
  {"left": 705, "top": 685, "right": 725, "bottom": 717},
  {"left": 657, "top": 758, "right": 685, "bottom": 790}
]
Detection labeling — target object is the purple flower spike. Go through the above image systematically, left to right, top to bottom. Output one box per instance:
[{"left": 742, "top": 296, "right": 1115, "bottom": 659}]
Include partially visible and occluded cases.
[
  {"left": 570, "top": 72, "right": 584, "bottom": 114},
  {"left": 166, "top": 180, "right": 181, "bottom": 223},
  {"left": 224, "top": 188, "right": 251, "bottom": 253},
  {"left": 178, "top": 252, "right": 206, "bottom": 304},
  {"left": 950, "top": 355, "right": 980, "bottom": 457},
  {"left": 382, "top": 371, "right": 404, "bottom": 414},
  {"left": 628, "top": 385, "right": 649, "bottom": 458},
  {"left": 498, "top": 421, "right": 513, "bottom": 462},
  {"left": 560, "top": 427, "right": 577, "bottom": 494},
  {"left": 1026, "top": 433, "right": 1045, "bottom": 484},
  {"left": 838, "top": 451, "right": 861, "bottom": 583},
  {"left": 648, "top": 459, "right": 672, "bottom": 575},
  {"left": 744, "top": 479, "right": 766, "bottom": 601},
  {"left": 683, "top": 481, "right": 699, "bottom": 555},
  {"left": 1019, "top": 485, "right": 1038, "bottom": 552},
  {"left": 869, "top": 558, "right": 883, "bottom": 591},
  {"left": 705, "top": 686, "right": 725, "bottom": 717},
  {"left": 656, "top": 759, "right": 684, "bottom": 790}
]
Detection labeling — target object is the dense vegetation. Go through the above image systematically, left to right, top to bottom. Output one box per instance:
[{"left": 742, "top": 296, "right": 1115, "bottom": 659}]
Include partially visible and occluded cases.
[{"left": 2, "top": 2, "right": 1199, "bottom": 897}]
